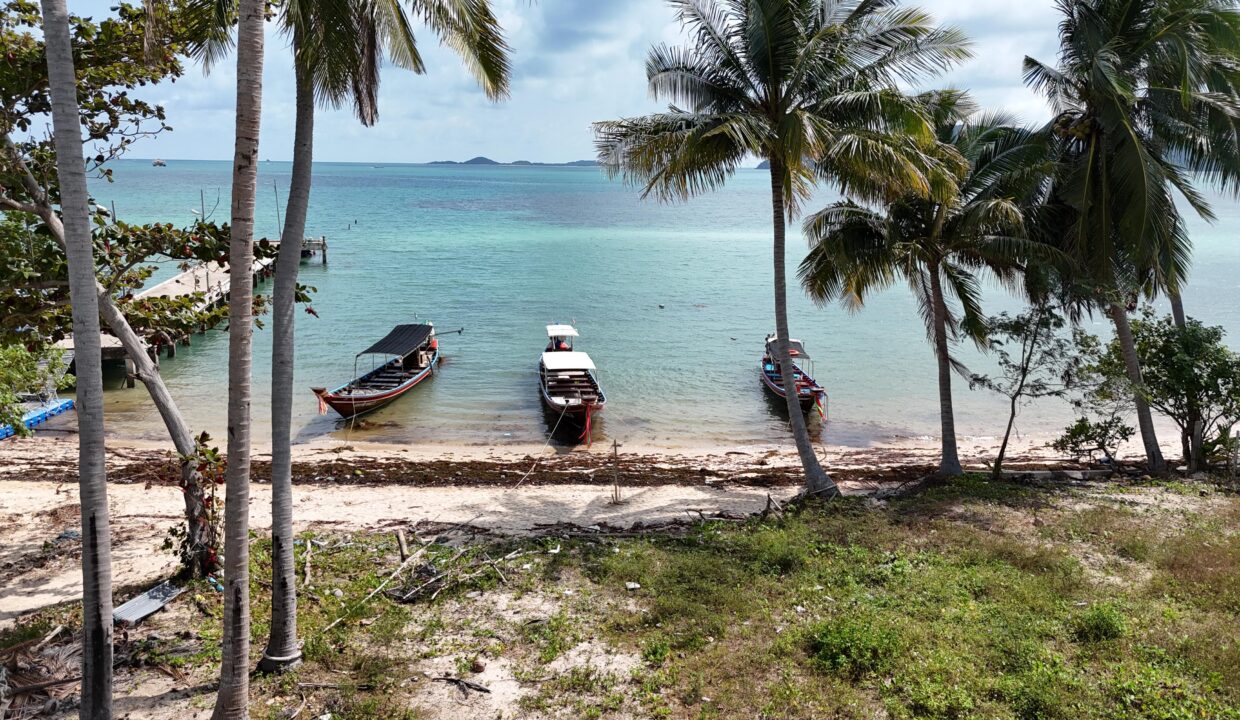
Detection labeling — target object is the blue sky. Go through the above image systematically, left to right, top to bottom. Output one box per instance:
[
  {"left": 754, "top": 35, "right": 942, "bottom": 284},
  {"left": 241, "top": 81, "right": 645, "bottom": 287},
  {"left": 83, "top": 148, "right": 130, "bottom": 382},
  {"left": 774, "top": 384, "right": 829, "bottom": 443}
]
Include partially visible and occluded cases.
[{"left": 75, "top": 0, "right": 1064, "bottom": 163}]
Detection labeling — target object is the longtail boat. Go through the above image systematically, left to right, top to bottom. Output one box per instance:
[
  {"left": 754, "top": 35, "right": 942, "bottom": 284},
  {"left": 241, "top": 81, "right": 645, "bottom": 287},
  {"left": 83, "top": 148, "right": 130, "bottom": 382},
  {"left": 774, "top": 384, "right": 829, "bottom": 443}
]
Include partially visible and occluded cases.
[
  {"left": 312, "top": 323, "right": 447, "bottom": 419},
  {"left": 539, "top": 324, "right": 606, "bottom": 438},
  {"left": 760, "top": 334, "right": 827, "bottom": 416}
]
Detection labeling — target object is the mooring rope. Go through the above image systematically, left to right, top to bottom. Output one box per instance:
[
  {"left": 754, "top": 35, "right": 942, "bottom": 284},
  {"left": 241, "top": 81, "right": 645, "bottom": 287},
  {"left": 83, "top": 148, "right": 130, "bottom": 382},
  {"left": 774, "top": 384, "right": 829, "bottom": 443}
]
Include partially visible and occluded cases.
[{"left": 510, "top": 403, "right": 569, "bottom": 490}]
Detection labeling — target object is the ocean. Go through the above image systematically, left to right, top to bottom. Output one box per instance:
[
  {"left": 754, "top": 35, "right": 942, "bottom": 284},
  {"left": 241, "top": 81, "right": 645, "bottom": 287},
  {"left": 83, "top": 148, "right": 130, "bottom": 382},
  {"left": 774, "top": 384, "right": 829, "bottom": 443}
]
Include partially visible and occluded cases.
[{"left": 84, "top": 159, "right": 1240, "bottom": 450}]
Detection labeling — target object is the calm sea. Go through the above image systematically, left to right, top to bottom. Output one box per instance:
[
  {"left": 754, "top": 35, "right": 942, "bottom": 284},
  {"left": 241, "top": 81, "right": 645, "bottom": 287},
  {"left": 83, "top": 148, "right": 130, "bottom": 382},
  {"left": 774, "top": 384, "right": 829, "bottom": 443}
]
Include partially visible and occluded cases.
[{"left": 84, "top": 159, "right": 1240, "bottom": 450}]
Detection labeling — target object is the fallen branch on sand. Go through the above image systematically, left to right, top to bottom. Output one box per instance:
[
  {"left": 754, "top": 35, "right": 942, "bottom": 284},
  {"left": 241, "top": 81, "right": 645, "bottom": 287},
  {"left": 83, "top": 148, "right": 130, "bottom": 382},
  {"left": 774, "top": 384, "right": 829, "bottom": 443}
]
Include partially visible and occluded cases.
[
  {"left": 320, "top": 544, "right": 428, "bottom": 634},
  {"left": 432, "top": 676, "right": 490, "bottom": 696}
]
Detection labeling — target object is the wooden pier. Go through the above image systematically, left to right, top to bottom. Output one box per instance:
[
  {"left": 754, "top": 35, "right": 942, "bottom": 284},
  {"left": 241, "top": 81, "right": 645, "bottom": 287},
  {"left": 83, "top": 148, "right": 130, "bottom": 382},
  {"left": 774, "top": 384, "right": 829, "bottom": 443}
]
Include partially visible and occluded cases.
[{"left": 58, "top": 237, "right": 328, "bottom": 387}]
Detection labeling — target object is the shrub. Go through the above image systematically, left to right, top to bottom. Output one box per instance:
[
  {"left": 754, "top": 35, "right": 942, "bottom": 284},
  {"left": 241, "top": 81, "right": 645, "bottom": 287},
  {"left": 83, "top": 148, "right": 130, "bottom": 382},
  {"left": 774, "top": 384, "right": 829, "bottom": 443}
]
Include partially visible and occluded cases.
[
  {"left": 1071, "top": 602, "right": 1127, "bottom": 642},
  {"left": 806, "top": 615, "right": 901, "bottom": 677},
  {"left": 641, "top": 636, "right": 671, "bottom": 666}
]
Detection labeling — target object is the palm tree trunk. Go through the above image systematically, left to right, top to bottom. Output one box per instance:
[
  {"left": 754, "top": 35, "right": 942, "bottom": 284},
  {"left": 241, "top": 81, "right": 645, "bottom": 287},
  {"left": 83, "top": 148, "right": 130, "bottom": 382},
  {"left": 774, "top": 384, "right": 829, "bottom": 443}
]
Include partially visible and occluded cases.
[
  {"left": 39, "top": 0, "right": 113, "bottom": 716},
  {"left": 213, "top": 0, "right": 265, "bottom": 716},
  {"left": 259, "top": 42, "right": 313, "bottom": 675},
  {"left": 768, "top": 159, "right": 835, "bottom": 497},
  {"left": 927, "top": 261, "right": 963, "bottom": 476},
  {"left": 1169, "top": 291, "right": 1203, "bottom": 471},
  {"left": 1169, "top": 291, "right": 1186, "bottom": 328},
  {"left": 1107, "top": 302, "right": 1166, "bottom": 473}
]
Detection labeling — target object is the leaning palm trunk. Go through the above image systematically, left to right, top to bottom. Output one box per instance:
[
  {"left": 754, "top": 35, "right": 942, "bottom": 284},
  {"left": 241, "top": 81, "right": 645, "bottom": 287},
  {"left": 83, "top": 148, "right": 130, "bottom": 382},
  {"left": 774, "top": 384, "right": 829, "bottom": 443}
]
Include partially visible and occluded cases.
[
  {"left": 39, "top": 0, "right": 113, "bottom": 716},
  {"left": 213, "top": 0, "right": 265, "bottom": 716},
  {"left": 260, "top": 46, "right": 313, "bottom": 675},
  {"left": 769, "top": 160, "right": 836, "bottom": 497},
  {"left": 928, "top": 263, "right": 963, "bottom": 476},
  {"left": 1107, "top": 302, "right": 1166, "bottom": 473}
]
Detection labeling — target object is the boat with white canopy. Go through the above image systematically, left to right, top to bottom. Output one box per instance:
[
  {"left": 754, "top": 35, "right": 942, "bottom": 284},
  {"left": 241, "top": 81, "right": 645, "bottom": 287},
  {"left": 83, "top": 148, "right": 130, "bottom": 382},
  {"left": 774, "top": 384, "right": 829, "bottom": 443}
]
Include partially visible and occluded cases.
[{"left": 539, "top": 324, "right": 606, "bottom": 436}]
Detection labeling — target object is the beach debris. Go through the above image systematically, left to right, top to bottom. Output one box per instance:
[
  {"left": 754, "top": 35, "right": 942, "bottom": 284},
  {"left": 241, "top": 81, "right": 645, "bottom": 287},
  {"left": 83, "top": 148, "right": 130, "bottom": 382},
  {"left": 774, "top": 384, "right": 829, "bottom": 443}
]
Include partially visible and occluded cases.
[
  {"left": 54, "top": 529, "right": 80, "bottom": 543},
  {"left": 547, "top": 544, "right": 561, "bottom": 555},
  {"left": 113, "top": 581, "right": 184, "bottom": 626},
  {"left": 625, "top": 582, "right": 641, "bottom": 591},
  {"left": 0, "top": 635, "right": 82, "bottom": 719},
  {"left": 432, "top": 676, "right": 490, "bottom": 697}
]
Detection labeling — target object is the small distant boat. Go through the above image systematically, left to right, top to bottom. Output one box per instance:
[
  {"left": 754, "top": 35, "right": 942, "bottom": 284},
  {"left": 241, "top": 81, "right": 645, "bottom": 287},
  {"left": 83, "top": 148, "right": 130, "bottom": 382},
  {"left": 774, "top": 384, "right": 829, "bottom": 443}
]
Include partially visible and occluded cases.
[
  {"left": 151, "top": 158, "right": 167, "bottom": 167},
  {"left": 312, "top": 323, "right": 453, "bottom": 419},
  {"left": 539, "top": 324, "right": 606, "bottom": 435},
  {"left": 760, "top": 334, "right": 827, "bottom": 416}
]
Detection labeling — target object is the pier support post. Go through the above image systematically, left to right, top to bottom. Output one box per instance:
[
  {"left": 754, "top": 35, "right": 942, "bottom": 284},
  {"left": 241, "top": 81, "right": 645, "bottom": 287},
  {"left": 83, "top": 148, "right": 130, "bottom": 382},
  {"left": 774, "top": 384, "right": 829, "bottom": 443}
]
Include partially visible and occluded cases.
[
  {"left": 321, "top": 236, "right": 327, "bottom": 265},
  {"left": 166, "top": 341, "right": 177, "bottom": 359},
  {"left": 124, "top": 356, "right": 136, "bottom": 389}
]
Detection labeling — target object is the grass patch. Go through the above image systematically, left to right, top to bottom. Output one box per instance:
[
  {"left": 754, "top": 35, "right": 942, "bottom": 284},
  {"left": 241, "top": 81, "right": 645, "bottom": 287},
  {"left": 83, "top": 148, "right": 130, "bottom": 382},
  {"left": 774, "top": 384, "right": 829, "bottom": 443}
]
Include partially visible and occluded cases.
[{"left": 12, "top": 486, "right": 1240, "bottom": 719}]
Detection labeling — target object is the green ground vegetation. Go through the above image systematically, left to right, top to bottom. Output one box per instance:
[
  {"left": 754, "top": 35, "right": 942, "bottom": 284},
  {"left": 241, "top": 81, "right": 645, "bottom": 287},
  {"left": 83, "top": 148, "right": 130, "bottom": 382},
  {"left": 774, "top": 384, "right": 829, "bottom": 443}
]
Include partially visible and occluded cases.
[{"left": 5, "top": 476, "right": 1239, "bottom": 719}]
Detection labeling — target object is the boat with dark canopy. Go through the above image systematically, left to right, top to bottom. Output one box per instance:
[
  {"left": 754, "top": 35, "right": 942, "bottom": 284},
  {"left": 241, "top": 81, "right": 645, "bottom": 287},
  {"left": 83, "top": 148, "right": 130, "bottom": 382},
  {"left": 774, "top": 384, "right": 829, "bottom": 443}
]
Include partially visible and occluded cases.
[
  {"left": 312, "top": 323, "right": 449, "bottom": 419},
  {"left": 760, "top": 334, "right": 827, "bottom": 416}
]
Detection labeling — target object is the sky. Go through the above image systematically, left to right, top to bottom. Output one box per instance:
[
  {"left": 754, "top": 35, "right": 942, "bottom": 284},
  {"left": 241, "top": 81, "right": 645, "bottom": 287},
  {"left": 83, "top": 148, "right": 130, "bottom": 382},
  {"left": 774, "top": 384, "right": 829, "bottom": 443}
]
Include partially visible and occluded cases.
[{"left": 72, "top": 0, "right": 1065, "bottom": 164}]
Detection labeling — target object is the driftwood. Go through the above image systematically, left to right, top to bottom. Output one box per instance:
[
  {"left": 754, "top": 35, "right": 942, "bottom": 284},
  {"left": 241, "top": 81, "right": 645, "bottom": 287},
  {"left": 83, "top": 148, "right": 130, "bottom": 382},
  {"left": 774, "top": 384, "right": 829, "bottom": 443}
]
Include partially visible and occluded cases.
[
  {"left": 396, "top": 530, "right": 410, "bottom": 561},
  {"left": 302, "top": 539, "right": 313, "bottom": 587},
  {"left": 321, "top": 544, "right": 428, "bottom": 634},
  {"left": 391, "top": 549, "right": 525, "bottom": 603},
  {"left": 432, "top": 676, "right": 490, "bottom": 696},
  {"left": 296, "top": 681, "right": 375, "bottom": 691}
]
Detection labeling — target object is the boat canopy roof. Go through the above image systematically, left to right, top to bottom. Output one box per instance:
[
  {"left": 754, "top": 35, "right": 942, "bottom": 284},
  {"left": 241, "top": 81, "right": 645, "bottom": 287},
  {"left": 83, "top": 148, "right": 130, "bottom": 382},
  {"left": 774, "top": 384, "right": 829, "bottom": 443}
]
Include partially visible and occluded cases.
[
  {"left": 358, "top": 324, "right": 433, "bottom": 357},
  {"left": 546, "top": 324, "right": 579, "bottom": 338},
  {"left": 767, "top": 336, "right": 810, "bottom": 359},
  {"left": 542, "top": 351, "right": 595, "bottom": 371}
]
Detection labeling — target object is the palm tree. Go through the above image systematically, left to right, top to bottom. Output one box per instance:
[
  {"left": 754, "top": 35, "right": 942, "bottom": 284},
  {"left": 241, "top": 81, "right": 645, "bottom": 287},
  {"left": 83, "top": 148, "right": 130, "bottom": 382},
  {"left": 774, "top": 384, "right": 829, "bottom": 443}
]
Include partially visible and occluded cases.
[
  {"left": 211, "top": 0, "right": 265, "bottom": 715},
  {"left": 260, "top": 0, "right": 509, "bottom": 674},
  {"left": 594, "top": 0, "right": 971, "bottom": 496},
  {"left": 1024, "top": 0, "right": 1240, "bottom": 472},
  {"left": 38, "top": 1, "right": 114, "bottom": 714},
  {"left": 800, "top": 91, "right": 1054, "bottom": 476}
]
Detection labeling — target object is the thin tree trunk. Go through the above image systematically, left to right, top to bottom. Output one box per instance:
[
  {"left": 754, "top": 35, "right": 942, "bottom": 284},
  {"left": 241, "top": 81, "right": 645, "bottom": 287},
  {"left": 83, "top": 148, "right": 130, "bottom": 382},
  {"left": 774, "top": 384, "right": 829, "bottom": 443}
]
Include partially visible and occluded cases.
[
  {"left": 213, "top": 0, "right": 264, "bottom": 716},
  {"left": 39, "top": 1, "right": 113, "bottom": 716},
  {"left": 260, "top": 42, "right": 313, "bottom": 675},
  {"left": 6, "top": 134, "right": 216, "bottom": 576},
  {"left": 768, "top": 158, "right": 835, "bottom": 497},
  {"left": 927, "top": 261, "right": 962, "bottom": 476},
  {"left": 1169, "top": 291, "right": 1203, "bottom": 471},
  {"left": 96, "top": 296, "right": 217, "bottom": 573},
  {"left": 1107, "top": 302, "right": 1166, "bottom": 473},
  {"left": 994, "top": 307, "right": 1041, "bottom": 479}
]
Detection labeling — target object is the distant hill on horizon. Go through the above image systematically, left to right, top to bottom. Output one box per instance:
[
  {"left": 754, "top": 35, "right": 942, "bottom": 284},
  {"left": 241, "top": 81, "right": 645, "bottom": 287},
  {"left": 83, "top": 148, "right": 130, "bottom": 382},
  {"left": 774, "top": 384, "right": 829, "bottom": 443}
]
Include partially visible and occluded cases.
[
  {"left": 428, "top": 157, "right": 599, "bottom": 167},
  {"left": 755, "top": 160, "right": 770, "bottom": 169}
]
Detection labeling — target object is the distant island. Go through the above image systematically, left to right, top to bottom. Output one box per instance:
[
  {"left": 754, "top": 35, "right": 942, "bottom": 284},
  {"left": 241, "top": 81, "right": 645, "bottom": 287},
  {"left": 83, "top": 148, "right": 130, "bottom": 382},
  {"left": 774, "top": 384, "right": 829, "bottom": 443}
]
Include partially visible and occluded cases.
[
  {"left": 427, "top": 156, "right": 599, "bottom": 167},
  {"left": 755, "top": 160, "right": 770, "bottom": 169}
]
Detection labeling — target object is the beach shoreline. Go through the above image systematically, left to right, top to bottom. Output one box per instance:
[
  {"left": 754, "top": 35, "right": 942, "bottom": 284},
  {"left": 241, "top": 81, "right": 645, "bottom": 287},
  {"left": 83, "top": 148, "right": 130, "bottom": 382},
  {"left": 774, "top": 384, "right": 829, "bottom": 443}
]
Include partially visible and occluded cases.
[{"left": 1, "top": 422, "right": 1123, "bottom": 472}]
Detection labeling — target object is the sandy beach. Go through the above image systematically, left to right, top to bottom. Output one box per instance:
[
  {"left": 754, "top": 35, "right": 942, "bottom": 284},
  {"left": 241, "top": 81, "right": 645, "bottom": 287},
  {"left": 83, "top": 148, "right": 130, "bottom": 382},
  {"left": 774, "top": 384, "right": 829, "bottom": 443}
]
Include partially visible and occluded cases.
[{"left": 0, "top": 427, "right": 1146, "bottom": 626}]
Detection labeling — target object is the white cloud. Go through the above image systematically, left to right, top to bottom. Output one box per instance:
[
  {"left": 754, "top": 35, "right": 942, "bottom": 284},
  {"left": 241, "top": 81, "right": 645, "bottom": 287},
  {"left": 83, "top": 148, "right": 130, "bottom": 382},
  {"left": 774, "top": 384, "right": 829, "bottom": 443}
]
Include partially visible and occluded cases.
[{"left": 72, "top": 0, "right": 1064, "bottom": 162}]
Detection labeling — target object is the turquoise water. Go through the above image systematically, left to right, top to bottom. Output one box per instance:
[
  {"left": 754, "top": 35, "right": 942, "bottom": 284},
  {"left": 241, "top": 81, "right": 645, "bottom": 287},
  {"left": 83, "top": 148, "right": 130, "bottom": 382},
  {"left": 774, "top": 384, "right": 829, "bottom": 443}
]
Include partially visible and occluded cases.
[{"left": 87, "top": 159, "right": 1240, "bottom": 449}]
